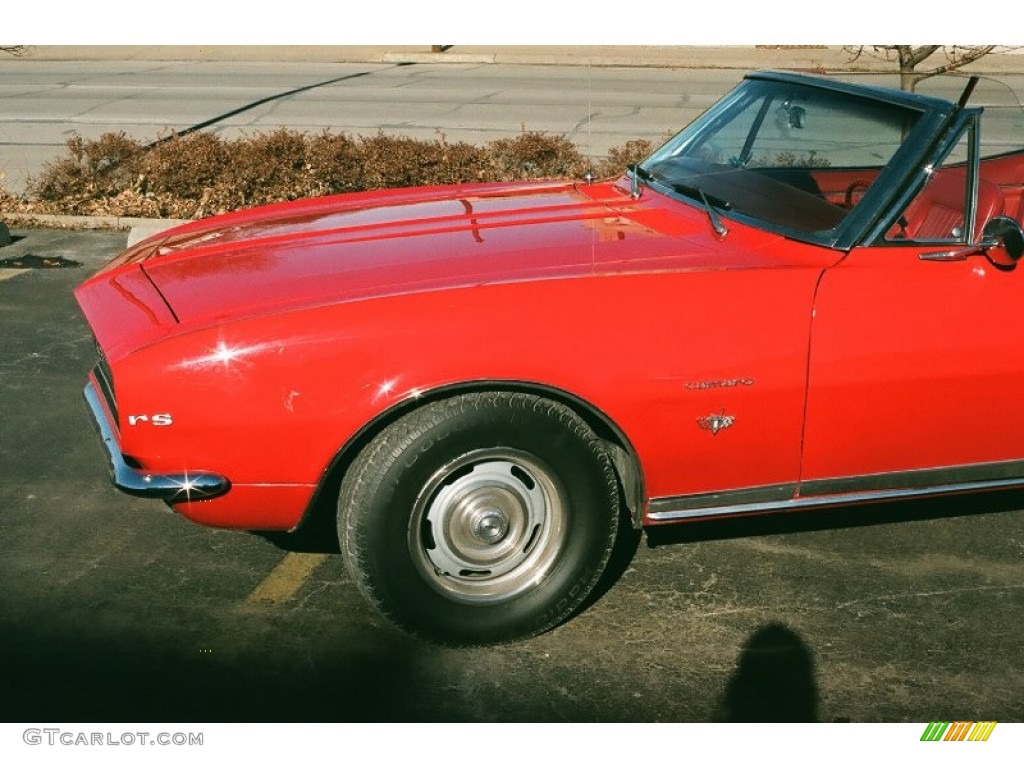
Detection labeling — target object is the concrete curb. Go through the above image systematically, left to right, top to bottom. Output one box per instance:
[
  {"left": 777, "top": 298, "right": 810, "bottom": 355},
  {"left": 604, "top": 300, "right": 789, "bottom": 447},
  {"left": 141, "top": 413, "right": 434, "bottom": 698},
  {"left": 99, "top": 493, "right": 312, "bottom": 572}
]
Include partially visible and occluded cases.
[
  {"left": 381, "top": 52, "right": 497, "bottom": 65},
  {"left": 2, "top": 212, "right": 190, "bottom": 246}
]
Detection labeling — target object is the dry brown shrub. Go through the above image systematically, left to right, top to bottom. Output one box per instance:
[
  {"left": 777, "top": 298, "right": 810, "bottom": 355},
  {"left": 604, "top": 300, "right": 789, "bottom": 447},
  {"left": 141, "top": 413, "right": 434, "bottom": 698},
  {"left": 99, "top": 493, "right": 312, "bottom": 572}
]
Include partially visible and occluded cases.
[
  {"left": 10, "top": 128, "right": 645, "bottom": 219},
  {"left": 223, "top": 129, "right": 309, "bottom": 207},
  {"left": 304, "top": 131, "right": 365, "bottom": 196},
  {"left": 27, "top": 132, "right": 141, "bottom": 202},
  {"left": 140, "top": 132, "right": 231, "bottom": 199},
  {"left": 486, "top": 132, "right": 588, "bottom": 181},
  {"left": 359, "top": 133, "right": 433, "bottom": 189},
  {"left": 417, "top": 135, "right": 492, "bottom": 186},
  {"left": 594, "top": 139, "right": 656, "bottom": 178}
]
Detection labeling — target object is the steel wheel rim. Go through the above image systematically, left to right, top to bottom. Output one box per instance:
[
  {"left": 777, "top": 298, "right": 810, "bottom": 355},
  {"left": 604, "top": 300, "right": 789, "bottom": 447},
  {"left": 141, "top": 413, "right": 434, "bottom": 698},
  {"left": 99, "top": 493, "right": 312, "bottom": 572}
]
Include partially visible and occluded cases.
[{"left": 410, "top": 449, "right": 567, "bottom": 604}]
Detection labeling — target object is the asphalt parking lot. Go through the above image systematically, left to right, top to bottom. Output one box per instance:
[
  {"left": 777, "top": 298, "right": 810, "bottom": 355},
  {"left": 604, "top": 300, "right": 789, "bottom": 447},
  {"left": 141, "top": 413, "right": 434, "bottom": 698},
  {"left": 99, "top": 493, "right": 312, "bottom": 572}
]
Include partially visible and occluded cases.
[{"left": 1, "top": 226, "right": 1022, "bottom": 723}]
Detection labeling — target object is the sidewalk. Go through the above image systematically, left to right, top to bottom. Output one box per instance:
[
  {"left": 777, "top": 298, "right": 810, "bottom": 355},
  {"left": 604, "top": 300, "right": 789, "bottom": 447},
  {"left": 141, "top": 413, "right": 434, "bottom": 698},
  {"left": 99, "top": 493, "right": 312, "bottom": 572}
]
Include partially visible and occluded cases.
[{"left": 16, "top": 45, "right": 1024, "bottom": 73}]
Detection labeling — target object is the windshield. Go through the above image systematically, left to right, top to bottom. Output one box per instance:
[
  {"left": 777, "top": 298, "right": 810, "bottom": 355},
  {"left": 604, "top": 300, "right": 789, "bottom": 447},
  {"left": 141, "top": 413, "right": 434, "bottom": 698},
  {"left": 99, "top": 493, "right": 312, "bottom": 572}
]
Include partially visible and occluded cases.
[
  {"left": 832, "top": 73, "right": 1024, "bottom": 160},
  {"left": 639, "top": 78, "right": 926, "bottom": 242}
]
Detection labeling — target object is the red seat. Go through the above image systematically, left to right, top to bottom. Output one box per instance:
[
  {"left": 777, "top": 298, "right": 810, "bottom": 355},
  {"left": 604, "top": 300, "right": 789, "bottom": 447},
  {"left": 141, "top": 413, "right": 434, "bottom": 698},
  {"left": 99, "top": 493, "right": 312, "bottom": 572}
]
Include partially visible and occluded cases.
[{"left": 894, "top": 170, "right": 1004, "bottom": 241}]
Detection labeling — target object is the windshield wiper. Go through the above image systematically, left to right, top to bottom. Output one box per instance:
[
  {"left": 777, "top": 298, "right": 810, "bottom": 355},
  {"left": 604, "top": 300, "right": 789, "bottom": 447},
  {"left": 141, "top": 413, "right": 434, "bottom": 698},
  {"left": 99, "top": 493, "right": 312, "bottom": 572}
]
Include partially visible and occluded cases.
[
  {"left": 633, "top": 166, "right": 732, "bottom": 237},
  {"left": 667, "top": 181, "right": 731, "bottom": 237},
  {"left": 698, "top": 189, "right": 729, "bottom": 237}
]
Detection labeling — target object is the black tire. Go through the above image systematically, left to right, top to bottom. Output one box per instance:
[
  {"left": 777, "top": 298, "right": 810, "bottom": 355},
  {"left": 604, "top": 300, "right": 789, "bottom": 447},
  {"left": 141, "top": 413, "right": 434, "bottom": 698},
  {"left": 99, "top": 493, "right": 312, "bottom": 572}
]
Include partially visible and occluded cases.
[{"left": 338, "top": 392, "right": 620, "bottom": 645}]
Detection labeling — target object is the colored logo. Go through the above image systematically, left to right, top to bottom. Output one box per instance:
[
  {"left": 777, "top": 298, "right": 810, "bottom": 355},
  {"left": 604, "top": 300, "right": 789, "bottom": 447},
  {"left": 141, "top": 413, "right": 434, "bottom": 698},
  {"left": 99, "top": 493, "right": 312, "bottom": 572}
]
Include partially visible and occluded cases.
[{"left": 921, "top": 722, "right": 997, "bottom": 742}]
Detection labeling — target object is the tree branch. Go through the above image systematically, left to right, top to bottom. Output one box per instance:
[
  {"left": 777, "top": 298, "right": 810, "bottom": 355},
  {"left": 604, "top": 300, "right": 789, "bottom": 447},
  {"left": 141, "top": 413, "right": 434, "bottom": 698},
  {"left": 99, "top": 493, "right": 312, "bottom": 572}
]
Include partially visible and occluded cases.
[
  {"left": 903, "top": 46, "right": 941, "bottom": 68},
  {"left": 917, "top": 46, "right": 996, "bottom": 76}
]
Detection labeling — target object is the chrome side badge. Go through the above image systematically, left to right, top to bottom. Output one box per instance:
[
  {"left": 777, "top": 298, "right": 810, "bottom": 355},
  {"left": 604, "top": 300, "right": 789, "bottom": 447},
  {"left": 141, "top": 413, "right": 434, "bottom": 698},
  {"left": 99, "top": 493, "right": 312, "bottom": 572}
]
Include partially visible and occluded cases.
[
  {"left": 685, "top": 378, "right": 754, "bottom": 391},
  {"left": 698, "top": 411, "right": 735, "bottom": 436},
  {"left": 127, "top": 413, "right": 173, "bottom": 427}
]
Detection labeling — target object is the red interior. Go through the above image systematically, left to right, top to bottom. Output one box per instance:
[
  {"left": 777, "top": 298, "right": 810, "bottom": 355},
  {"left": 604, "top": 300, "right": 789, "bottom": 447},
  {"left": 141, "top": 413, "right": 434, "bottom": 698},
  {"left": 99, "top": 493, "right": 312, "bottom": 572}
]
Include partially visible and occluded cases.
[{"left": 806, "top": 148, "right": 1024, "bottom": 240}]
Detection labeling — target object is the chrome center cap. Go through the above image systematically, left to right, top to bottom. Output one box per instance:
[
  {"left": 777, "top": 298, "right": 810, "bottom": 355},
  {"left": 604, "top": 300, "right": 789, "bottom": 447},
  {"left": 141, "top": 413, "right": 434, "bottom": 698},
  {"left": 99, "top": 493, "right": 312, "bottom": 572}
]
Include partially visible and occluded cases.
[{"left": 470, "top": 508, "right": 509, "bottom": 544}]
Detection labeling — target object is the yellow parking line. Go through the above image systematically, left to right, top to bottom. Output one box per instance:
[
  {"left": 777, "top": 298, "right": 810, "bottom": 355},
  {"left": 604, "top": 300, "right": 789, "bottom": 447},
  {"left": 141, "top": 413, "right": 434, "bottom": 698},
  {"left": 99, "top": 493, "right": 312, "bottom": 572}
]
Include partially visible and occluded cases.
[
  {"left": 0, "top": 270, "right": 28, "bottom": 282},
  {"left": 245, "top": 553, "right": 329, "bottom": 606}
]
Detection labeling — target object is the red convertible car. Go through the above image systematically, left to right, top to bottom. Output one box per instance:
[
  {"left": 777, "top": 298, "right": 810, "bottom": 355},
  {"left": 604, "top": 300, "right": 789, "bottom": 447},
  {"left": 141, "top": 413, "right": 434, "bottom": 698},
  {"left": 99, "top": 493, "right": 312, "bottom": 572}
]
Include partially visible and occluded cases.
[{"left": 76, "top": 71, "right": 1024, "bottom": 644}]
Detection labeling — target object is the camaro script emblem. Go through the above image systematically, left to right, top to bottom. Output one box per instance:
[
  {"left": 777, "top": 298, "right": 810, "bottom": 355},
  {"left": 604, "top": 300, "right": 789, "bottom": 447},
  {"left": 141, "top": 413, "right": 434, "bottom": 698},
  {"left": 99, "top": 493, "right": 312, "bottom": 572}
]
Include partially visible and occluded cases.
[{"left": 698, "top": 411, "right": 735, "bottom": 436}]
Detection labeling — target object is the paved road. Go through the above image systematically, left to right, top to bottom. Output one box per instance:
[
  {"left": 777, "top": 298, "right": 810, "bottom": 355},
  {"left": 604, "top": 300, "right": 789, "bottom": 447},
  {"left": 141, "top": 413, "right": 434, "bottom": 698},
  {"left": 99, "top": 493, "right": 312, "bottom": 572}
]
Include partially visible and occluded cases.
[
  {"left": 4, "top": 53, "right": 1024, "bottom": 199},
  {"left": 0, "top": 59, "right": 746, "bottom": 195},
  {"left": 1, "top": 227, "right": 1023, "bottom": 724}
]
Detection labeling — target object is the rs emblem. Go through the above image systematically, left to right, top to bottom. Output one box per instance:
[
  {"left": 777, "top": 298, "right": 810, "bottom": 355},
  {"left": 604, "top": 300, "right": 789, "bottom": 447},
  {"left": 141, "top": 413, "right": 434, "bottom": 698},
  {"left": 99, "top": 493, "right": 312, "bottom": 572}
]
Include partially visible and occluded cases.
[
  {"left": 698, "top": 411, "right": 735, "bottom": 436},
  {"left": 127, "top": 414, "right": 173, "bottom": 426}
]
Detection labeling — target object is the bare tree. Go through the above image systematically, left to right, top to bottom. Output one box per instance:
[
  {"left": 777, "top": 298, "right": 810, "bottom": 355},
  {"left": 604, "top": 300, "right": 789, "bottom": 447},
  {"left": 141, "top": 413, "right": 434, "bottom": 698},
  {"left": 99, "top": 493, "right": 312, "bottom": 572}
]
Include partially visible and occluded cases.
[{"left": 845, "top": 46, "right": 997, "bottom": 91}]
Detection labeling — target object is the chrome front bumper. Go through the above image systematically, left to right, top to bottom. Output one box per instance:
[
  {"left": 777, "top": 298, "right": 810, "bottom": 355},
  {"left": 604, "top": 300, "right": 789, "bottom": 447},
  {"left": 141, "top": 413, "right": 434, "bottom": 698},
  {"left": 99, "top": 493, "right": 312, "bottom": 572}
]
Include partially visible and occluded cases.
[{"left": 84, "top": 381, "right": 230, "bottom": 503}]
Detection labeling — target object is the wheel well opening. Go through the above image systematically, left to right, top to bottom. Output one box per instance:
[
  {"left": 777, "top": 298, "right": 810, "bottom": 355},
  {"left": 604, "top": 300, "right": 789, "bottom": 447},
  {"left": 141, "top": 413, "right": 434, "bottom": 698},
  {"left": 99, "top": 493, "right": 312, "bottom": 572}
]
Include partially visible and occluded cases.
[{"left": 290, "top": 382, "right": 645, "bottom": 543}]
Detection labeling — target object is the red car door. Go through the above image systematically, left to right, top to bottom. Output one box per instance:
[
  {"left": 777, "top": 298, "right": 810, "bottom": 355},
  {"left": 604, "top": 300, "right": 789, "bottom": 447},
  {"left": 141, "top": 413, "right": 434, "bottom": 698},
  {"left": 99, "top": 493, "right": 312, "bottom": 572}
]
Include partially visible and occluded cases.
[{"left": 801, "top": 240, "right": 1024, "bottom": 494}]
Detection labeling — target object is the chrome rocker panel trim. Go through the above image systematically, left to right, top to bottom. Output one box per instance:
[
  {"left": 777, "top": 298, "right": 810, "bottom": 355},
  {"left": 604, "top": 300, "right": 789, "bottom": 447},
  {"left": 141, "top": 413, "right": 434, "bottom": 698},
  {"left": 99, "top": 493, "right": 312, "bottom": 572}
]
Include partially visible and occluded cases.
[
  {"left": 84, "top": 381, "right": 230, "bottom": 503},
  {"left": 648, "top": 460, "right": 1024, "bottom": 522}
]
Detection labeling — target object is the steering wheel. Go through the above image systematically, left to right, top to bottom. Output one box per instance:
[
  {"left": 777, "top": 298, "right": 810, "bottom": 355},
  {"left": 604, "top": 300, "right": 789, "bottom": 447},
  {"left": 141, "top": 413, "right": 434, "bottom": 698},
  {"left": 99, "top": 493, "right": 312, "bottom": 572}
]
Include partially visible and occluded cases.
[{"left": 844, "top": 179, "right": 872, "bottom": 208}]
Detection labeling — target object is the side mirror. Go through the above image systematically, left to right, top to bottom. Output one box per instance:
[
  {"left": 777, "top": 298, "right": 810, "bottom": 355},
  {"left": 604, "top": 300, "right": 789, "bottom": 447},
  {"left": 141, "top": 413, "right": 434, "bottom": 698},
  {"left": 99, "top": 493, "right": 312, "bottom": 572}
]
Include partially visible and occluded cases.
[{"left": 982, "top": 216, "right": 1024, "bottom": 269}]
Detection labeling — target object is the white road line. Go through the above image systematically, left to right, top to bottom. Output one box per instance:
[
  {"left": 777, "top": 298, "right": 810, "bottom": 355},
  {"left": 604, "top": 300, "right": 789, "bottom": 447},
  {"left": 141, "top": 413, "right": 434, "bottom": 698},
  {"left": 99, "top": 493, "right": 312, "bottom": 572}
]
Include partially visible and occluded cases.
[{"left": 0, "top": 270, "right": 29, "bottom": 281}]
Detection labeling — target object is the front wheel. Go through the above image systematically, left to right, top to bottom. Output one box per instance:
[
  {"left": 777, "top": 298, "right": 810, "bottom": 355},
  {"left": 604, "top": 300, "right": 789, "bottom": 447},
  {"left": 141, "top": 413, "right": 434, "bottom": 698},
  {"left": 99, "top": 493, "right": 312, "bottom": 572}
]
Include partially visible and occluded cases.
[{"left": 338, "top": 392, "right": 621, "bottom": 645}]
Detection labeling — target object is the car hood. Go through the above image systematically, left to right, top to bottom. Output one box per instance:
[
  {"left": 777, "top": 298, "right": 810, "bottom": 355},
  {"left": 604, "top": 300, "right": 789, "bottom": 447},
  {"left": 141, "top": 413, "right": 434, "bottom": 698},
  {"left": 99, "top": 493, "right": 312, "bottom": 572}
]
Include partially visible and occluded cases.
[{"left": 92, "top": 180, "right": 710, "bottom": 327}]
